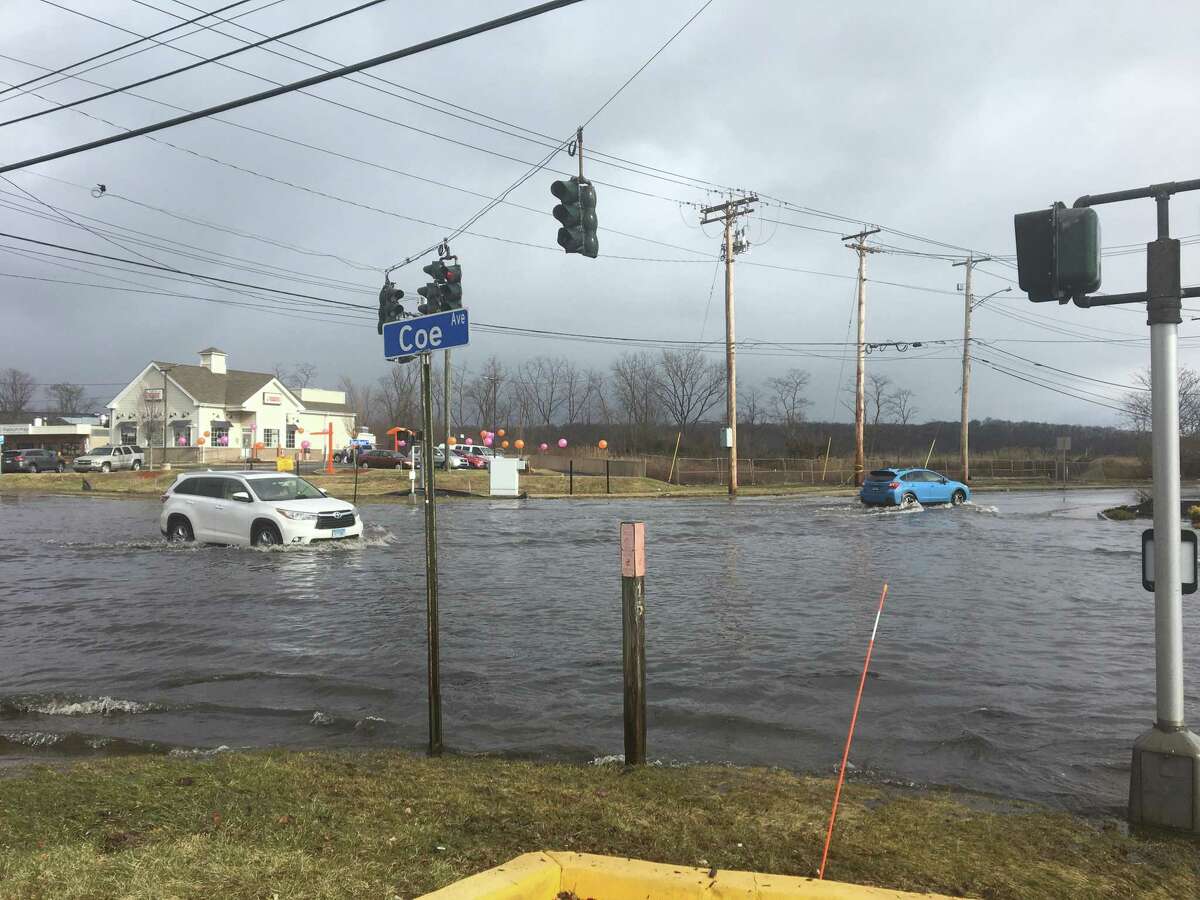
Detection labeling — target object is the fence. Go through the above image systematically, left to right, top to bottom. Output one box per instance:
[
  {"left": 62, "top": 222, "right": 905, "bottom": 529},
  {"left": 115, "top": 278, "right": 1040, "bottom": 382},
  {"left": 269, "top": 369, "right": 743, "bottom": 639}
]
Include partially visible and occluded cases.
[{"left": 641, "top": 454, "right": 1069, "bottom": 486}]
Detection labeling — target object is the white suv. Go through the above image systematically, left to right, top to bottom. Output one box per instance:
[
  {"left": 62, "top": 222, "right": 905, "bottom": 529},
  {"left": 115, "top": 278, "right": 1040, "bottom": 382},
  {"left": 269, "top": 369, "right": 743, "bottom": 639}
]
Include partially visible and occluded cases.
[{"left": 160, "top": 472, "right": 362, "bottom": 547}]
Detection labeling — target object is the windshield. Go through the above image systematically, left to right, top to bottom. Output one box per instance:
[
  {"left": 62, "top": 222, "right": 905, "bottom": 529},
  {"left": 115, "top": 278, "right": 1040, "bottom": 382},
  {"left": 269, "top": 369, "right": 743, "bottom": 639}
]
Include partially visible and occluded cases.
[
  {"left": 89, "top": 447, "right": 113, "bottom": 456},
  {"left": 248, "top": 476, "right": 325, "bottom": 502}
]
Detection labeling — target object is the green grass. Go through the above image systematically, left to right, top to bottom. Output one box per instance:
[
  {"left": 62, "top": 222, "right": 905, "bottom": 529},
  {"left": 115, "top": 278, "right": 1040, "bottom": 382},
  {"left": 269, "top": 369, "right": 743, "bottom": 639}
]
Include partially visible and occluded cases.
[{"left": 0, "top": 751, "right": 1196, "bottom": 898}]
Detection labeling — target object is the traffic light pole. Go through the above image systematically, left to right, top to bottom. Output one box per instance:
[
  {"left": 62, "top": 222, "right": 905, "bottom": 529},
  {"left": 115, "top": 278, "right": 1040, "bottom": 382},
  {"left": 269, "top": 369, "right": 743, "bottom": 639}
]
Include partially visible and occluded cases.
[
  {"left": 1058, "top": 180, "right": 1200, "bottom": 832},
  {"left": 420, "top": 351, "right": 443, "bottom": 756}
]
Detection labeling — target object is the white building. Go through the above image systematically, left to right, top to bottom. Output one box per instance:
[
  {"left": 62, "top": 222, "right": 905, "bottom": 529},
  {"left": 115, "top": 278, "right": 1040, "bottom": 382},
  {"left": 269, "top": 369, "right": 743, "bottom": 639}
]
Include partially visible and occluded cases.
[{"left": 107, "top": 348, "right": 356, "bottom": 457}]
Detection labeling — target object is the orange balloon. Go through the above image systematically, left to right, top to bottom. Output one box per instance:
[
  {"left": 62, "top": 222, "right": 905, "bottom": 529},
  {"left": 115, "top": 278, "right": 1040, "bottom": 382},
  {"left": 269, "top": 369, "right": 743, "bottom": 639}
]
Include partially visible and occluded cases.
[
  {"left": 497, "top": 429, "right": 506, "bottom": 438},
  {"left": 203, "top": 430, "right": 210, "bottom": 437},
  {"left": 480, "top": 430, "right": 488, "bottom": 438},
  {"left": 447, "top": 436, "right": 457, "bottom": 446},
  {"left": 197, "top": 437, "right": 206, "bottom": 445},
  {"left": 514, "top": 439, "right": 525, "bottom": 450},
  {"left": 598, "top": 439, "right": 608, "bottom": 450},
  {"left": 501, "top": 440, "right": 509, "bottom": 449},
  {"left": 254, "top": 442, "right": 264, "bottom": 450}
]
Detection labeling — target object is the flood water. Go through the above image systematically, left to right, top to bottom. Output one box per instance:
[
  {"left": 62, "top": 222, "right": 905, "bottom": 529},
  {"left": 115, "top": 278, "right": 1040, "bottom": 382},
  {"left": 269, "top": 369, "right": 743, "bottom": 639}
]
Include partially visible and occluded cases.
[{"left": 1, "top": 488, "right": 1194, "bottom": 813}]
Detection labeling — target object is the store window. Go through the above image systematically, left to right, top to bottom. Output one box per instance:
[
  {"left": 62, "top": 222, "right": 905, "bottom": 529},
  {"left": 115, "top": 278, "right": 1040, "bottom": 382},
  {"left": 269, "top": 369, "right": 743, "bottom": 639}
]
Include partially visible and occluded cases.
[
  {"left": 119, "top": 423, "right": 137, "bottom": 444},
  {"left": 286, "top": 425, "right": 297, "bottom": 449},
  {"left": 212, "top": 426, "right": 230, "bottom": 446},
  {"left": 263, "top": 428, "right": 279, "bottom": 448}
]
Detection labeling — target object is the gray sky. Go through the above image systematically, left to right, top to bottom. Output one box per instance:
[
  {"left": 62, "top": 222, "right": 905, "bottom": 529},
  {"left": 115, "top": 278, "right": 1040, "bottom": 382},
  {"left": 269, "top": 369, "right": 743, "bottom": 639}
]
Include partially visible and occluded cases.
[{"left": 3, "top": 0, "right": 1199, "bottom": 424}]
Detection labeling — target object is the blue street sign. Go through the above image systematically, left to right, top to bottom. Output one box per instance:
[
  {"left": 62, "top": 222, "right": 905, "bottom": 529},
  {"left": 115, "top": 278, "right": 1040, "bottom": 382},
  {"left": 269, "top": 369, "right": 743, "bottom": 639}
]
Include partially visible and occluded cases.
[{"left": 383, "top": 308, "right": 470, "bottom": 359}]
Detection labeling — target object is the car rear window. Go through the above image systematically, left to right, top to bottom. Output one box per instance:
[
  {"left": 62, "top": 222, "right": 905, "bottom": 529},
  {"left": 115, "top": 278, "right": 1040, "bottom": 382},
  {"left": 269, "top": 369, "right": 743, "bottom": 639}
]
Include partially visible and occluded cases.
[{"left": 867, "top": 469, "right": 896, "bottom": 480}]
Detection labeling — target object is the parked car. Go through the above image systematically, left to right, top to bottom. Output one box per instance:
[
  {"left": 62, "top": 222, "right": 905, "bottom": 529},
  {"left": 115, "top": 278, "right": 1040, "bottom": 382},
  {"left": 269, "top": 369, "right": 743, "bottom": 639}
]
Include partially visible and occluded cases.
[
  {"left": 74, "top": 445, "right": 144, "bottom": 473},
  {"left": 409, "top": 446, "right": 467, "bottom": 470},
  {"left": 456, "top": 446, "right": 498, "bottom": 468},
  {"left": 1, "top": 448, "right": 65, "bottom": 473},
  {"left": 452, "top": 448, "right": 487, "bottom": 469},
  {"left": 358, "top": 449, "right": 408, "bottom": 469},
  {"left": 860, "top": 467, "right": 970, "bottom": 508},
  {"left": 160, "top": 471, "right": 362, "bottom": 547}
]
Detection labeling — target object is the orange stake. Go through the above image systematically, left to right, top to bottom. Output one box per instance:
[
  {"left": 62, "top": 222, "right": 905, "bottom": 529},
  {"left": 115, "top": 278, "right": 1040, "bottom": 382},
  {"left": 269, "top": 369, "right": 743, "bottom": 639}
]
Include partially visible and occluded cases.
[{"left": 817, "top": 582, "right": 889, "bottom": 880}]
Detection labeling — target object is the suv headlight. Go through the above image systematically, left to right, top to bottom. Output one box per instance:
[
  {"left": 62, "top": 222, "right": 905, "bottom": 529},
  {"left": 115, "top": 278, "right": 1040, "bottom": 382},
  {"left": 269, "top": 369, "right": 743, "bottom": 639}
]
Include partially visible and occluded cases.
[{"left": 276, "top": 509, "right": 318, "bottom": 521}]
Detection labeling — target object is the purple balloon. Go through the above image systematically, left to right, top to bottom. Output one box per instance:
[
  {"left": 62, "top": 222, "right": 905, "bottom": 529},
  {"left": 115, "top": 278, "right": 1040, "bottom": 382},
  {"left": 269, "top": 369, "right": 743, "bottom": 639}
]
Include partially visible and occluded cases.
[
  {"left": 484, "top": 436, "right": 493, "bottom": 447},
  {"left": 557, "top": 438, "right": 568, "bottom": 448},
  {"left": 301, "top": 440, "right": 310, "bottom": 450},
  {"left": 398, "top": 440, "right": 407, "bottom": 448}
]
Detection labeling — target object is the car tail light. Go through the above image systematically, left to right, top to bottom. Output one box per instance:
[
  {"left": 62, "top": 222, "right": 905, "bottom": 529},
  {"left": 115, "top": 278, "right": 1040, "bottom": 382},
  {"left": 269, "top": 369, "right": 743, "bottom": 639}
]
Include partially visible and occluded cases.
[
  {"left": 15, "top": 455, "right": 24, "bottom": 462},
  {"left": 888, "top": 481, "right": 900, "bottom": 489}
]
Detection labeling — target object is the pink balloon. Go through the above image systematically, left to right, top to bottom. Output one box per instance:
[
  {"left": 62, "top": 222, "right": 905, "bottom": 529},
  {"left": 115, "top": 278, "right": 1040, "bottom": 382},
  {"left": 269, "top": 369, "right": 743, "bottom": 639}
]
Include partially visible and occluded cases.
[
  {"left": 483, "top": 436, "right": 493, "bottom": 447},
  {"left": 466, "top": 438, "right": 473, "bottom": 445},
  {"left": 557, "top": 438, "right": 568, "bottom": 448},
  {"left": 301, "top": 440, "right": 310, "bottom": 450},
  {"left": 398, "top": 440, "right": 407, "bottom": 448},
  {"left": 539, "top": 442, "right": 548, "bottom": 451}
]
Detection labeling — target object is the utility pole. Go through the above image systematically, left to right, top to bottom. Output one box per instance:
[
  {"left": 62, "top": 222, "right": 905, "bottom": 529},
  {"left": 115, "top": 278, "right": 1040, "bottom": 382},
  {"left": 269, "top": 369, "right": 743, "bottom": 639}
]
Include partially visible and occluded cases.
[
  {"left": 701, "top": 193, "right": 757, "bottom": 496},
  {"left": 842, "top": 228, "right": 881, "bottom": 486},
  {"left": 952, "top": 255, "right": 989, "bottom": 483}
]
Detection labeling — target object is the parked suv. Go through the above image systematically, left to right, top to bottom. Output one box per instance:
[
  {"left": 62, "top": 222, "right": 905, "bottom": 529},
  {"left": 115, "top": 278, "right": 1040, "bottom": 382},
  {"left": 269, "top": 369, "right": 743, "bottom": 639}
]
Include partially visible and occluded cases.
[
  {"left": 73, "top": 445, "right": 144, "bottom": 473},
  {"left": 1, "top": 448, "right": 65, "bottom": 473},
  {"left": 160, "top": 471, "right": 362, "bottom": 547}
]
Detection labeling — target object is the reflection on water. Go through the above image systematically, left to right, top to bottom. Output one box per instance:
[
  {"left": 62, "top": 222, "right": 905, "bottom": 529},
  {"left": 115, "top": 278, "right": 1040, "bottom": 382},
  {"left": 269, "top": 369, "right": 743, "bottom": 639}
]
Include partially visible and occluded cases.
[{"left": 0, "top": 488, "right": 1191, "bottom": 813}]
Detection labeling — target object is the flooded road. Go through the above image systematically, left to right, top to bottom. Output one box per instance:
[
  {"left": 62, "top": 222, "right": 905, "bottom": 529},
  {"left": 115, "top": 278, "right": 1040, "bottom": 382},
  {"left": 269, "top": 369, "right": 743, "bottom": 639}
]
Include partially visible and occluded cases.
[{"left": 1, "top": 488, "right": 1193, "bottom": 812}]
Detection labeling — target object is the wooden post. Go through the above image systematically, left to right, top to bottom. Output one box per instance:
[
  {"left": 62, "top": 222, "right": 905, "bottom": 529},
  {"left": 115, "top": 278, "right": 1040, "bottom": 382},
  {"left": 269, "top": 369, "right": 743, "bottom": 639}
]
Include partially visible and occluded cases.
[
  {"left": 821, "top": 436, "right": 832, "bottom": 482},
  {"left": 606, "top": 458, "right": 611, "bottom": 494},
  {"left": 569, "top": 459, "right": 574, "bottom": 495},
  {"left": 620, "top": 521, "right": 646, "bottom": 765}
]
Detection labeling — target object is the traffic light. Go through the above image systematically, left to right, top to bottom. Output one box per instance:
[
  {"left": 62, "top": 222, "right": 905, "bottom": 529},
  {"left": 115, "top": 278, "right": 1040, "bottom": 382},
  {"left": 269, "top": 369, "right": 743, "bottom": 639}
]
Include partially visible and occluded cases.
[
  {"left": 551, "top": 176, "right": 598, "bottom": 258},
  {"left": 1014, "top": 203, "right": 1101, "bottom": 302},
  {"left": 416, "top": 260, "right": 463, "bottom": 313},
  {"left": 377, "top": 280, "right": 405, "bottom": 334}
]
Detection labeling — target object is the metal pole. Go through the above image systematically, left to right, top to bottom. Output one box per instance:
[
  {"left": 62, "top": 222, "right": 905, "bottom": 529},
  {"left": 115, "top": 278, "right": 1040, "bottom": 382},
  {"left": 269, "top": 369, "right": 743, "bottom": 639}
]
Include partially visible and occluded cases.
[
  {"left": 724, "top": 211, "right": 738, "bottom": 496},
  {"left": 854, "top": 245, "right": 866, "bottom": 486},
  {"left": 1150, "top": 318, "right": 1184, "bottom": 727},
  {"left": 443, "top": 350, "right": 451, "bottom": 469},
  {"left": 420, "top": 353, "right": 443, "bottom": 755},
  {"left": 162, "top": 368, "right": 168, "bottom": 467},
  {"left": 620, "top": 521, "right": 646, "bottom": 765}
]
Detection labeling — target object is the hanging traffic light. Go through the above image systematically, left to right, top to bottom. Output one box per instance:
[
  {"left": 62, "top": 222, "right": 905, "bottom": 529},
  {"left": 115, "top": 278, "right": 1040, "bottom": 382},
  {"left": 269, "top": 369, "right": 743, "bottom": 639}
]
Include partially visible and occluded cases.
[
  {"left": 551, "top": 176, "right": 598, "bottom": 258},
  {"left": 1014, "top": 203, "right": 1101, "bottom": 302},
  {"left": 416, "top": 259, "right": 463, "bottom": 313},
  {"left": 377, "top": 280, "right": 405, "bottom": 334}
]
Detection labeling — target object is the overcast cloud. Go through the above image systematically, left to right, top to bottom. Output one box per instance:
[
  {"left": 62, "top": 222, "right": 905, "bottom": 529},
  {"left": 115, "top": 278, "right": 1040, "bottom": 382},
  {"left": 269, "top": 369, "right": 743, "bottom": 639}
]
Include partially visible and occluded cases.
[{"left": 3, "top": 0, "right": 1199, "bottom": 424}]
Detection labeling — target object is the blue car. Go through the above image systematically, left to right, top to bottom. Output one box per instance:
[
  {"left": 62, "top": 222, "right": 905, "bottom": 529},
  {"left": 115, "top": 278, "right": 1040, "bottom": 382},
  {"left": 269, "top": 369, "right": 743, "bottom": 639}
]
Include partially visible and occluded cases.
[{"left": 860, "top": 467, "right": 970, "bottom": 507}]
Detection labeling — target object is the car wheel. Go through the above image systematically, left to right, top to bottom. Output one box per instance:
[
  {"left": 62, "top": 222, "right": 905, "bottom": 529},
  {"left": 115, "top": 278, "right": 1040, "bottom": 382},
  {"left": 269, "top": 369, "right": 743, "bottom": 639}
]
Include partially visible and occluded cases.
[
  {"left": 131, "top": 460, "right": 142, "bottom": 471},
  {"left": 56, "top": 463, "right": 65, "bottom": 472},
  {"left": 101, "top": 463, "right": 111, "bottom": 473},
  {"left": 395, "top": 463, "right": 404, "bottom": 470},
  {"left": 29, "top": 465, "right": 38, "bottom": 473},
  {"left": 952, "top": 489, "right": 966, "bottom": 506},
  {"left": 900, "top": 492, "right": 918, "bottom": 508},
  {"left": 167, "top": 517, "right": 194, "bottom": 543},
  {"left": 252, "top": 523, "right": 282, "bottom": 547}
]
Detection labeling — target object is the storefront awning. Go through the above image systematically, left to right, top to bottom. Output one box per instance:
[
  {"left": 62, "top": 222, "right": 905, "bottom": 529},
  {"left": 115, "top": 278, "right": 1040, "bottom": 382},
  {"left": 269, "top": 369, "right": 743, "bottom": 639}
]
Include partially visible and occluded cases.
[
  {"left": 169, "top": 420, "right": 192, "bottom": 427},
  {"left": 210, "top": 420, "right": 232, "bottom": 428}
]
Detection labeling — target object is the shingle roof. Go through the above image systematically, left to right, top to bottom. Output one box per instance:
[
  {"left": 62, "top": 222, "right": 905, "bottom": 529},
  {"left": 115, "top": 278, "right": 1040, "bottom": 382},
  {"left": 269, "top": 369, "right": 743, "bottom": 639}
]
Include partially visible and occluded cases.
[{"left": 153, "top": 362, "right": 274, "bottom": 406}]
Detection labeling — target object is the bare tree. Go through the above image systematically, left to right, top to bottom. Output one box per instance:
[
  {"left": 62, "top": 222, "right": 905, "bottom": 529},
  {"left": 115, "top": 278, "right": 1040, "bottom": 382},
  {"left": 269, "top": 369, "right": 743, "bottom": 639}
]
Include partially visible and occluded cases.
[
  {"left": 654, "top": 348, "right": 724, "bottom": 434},
  {"left": 610, "top": 352, "right": 661, "bottom": 450},
  {"left": 518, "top": 356, "right": 567, "bottom": 426},
  {"left": 562, "top": 361, "right": 598, "bottom": 426},
  {"left": 274, "top": 362, "right": 318, "bottom": 391},
  {"left": 376, "top": 364, "right": 420, "bottom": 430},
  {"left": 1122, "top": 367, "right": 1200, "bottom": 435},
  {"left": 0, "top": 368, "right": 36, "bottom": 413},
  {"left": 585, "top": 368, "right": 611, "bottom": 425},
  {"left": 768, "top": 368, "right": 812, "bottom": 451},
  {"left": 338, "top": 376, "right": 376, "bottom": 433},
  {"left": 738, "top": 381, "right": 766, "bottom": 459},
  {"left": 47, "top": 382, "right": 89, "bottom": 415},
  {"left": 885, "top": 387, "right": 918, "bottom": 425},
  {"left": 136, "top": 394, "right": 165, "bottom": 449}
]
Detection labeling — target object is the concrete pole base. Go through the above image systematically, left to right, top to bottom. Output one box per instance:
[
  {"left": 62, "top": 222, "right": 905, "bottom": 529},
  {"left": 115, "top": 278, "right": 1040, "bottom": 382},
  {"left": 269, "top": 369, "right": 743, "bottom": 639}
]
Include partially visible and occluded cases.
[{"left": 1129, "top": 725, "right": 1200, "bottom": 832}]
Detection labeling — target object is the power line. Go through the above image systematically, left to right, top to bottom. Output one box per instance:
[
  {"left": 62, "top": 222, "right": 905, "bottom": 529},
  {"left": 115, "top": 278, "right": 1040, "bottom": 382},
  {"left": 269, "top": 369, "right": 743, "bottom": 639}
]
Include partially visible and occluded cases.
[
  {"left": 0, "top": 0, "right": 586, "bottom": 176},
  {"left": 0, "top": 0, "right": 394, "bottom": 129},
  {"left": 0, "top": 0, "right": 258, "bottom": 100},
  {"left": 975, "top": 357, "right": 1126, "bottom": 414}
]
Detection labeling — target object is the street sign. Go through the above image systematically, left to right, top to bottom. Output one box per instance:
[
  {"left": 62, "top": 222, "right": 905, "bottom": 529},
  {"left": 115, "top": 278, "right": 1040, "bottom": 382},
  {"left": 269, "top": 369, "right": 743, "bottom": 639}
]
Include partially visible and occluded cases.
[{"left": 383, "top": 308, "right": 469, "bottom": 360}]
